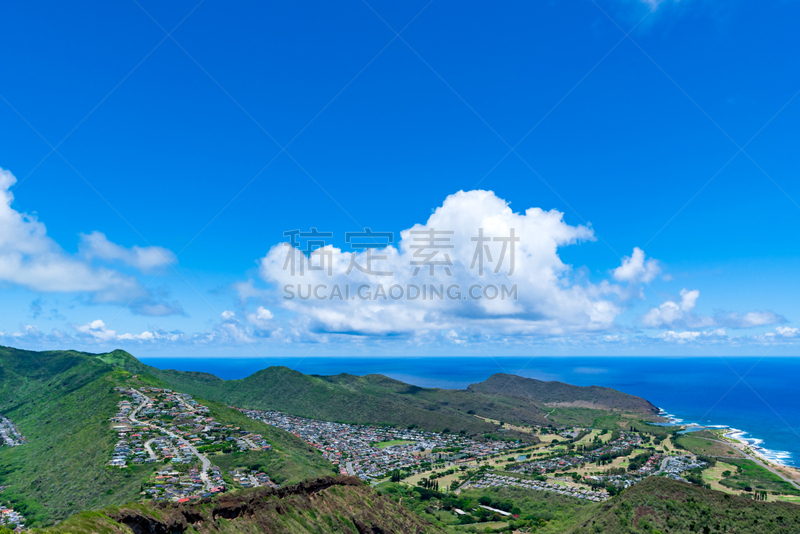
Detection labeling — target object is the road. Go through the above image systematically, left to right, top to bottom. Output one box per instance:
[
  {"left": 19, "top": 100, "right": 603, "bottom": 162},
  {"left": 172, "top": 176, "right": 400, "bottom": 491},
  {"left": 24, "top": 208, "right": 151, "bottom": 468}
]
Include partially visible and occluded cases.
[
  {"left": 127, "top": 389, "right": 214, "bottom": 490},
  {"left": 175, "top": 395, "right": 196, "bottom": 413},
  {"left": 143, "top": 438, "right": 158, "bottom": 460},
  {"left": 346, "top": 461, "right": 355, "bottom": 476}
]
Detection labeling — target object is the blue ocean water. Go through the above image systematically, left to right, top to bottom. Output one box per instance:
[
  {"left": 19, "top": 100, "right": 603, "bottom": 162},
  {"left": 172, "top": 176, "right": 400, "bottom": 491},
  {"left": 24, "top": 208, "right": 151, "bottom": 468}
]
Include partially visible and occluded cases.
[{"left": 140, "top": 356, "right": 800, "bottom": 468}]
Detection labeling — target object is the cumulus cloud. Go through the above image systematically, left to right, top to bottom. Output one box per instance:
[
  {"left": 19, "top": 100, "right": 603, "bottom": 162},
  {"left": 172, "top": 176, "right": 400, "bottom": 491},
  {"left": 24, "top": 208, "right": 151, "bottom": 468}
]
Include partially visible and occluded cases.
[
  {"left": 0, "top": 167, "right": 182, "bottom": 316},
  {"left": 257, "top": 190, "right": 649, "bottom": 341},
  {"left": 79, "top": 231, "right": 176, "bottom": 272},
  {"left": 614, "top": 247, "right": 661, "bottom": 285},
  {"left": 642, "top": 288, "right": 704, "bottom": 327},
  {"left": 641, "top": 289, "right": 782, "bottom": 331},
  {"left": 245, "top": 306, "right": 274, "bottom": 331},
  {"left": 74, "top": 319, "right": 183, "bottom": 343},
  {"left": 75, "top": 319, "right": 119, "bottom": 341},
  {"left": 763, "top": 326, "right": 800, "bottom": 340},
  {"left": 775, "top": 326, "right": 799, "bottom": 337}
]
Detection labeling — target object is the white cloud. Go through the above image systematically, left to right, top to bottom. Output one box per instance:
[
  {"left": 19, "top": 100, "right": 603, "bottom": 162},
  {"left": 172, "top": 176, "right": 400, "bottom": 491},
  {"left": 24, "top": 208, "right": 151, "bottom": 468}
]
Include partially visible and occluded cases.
[
  {"left": 0, "top": 167, "right": 182, "bottom": 316},
  {"left": 258, "top": 190, "right": 641, "bottom": 340},
  {"left": 79, "top": 231, "right": 176, "bottom": 272},
  {"left": 613, "top": 247, "right": 661, "bottom": 284},
  {"left": 642, "top": 288, "right": 702, "bottom": 327},
  {"left": 679, "top": 288, "right": 699, "bottom": 311},
  {"left": 641, "top": 289, "right": 781, "bottom": 331},
  {"left": 245, "top": 306, "right": 274, "bottom": 331},
  {"left": 255, "top": 306, "right": 273, "bottom": 320},
  {"left": 221, "top": 310, "right": 236, "bottom": 320},
  {"left": 715, "top": 311, "right": 785, "bottom": 329},
  {"left": 74, "top": 319, "right": 183, "bottom": 343},
  {"left": 75, "top": 319, "right": 118, "bottom": 341},
  {"left": 774, "top": 326, "right": 799, "bottom": 338},
  {"left": 657, "top": 328, "right": 726, "bottom": 343}
]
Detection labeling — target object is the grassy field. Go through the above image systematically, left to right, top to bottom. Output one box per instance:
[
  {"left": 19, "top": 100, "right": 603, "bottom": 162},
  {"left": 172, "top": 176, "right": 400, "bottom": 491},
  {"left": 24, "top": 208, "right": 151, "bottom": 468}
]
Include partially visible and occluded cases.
[
  {"left": 573, "top": 429, "right": 611, "bottom": 445},
  {"left": 675, "top": 433, "right": 745, "bottom": 457},
  {"left": 375, "top": 439, "right": 415, "bottom": 449},
  {"left": 720, "top": 459, "right": 800, "bottom": 495},
  {"left": 701, "top": 461, "right": 746, "bottom": 494},
  {"left": 774, "top": 495, "right": 800, "bottom": 504}
]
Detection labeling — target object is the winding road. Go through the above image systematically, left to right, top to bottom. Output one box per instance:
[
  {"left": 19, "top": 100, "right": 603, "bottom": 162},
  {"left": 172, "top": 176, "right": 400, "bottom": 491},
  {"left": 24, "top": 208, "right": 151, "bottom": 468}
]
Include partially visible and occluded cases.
[
  {"left": 127, "top": 389, "right": 213, "bottom": 490},
  {"left": 143, "top": 438, "right": 158, "bottom": 460}
]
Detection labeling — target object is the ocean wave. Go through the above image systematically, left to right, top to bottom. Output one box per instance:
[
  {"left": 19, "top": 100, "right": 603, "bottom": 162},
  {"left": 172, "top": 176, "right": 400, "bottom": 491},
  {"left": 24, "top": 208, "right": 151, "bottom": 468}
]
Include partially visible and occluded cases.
[
  {"left": 657, "top": 408, "right": 683, "bottom": 425},
  {"left": 654, "top": 415, "right": 796, "bottom": 468},
  {"left": 724, "top": 428, "right": 793, "bottom": 467}
]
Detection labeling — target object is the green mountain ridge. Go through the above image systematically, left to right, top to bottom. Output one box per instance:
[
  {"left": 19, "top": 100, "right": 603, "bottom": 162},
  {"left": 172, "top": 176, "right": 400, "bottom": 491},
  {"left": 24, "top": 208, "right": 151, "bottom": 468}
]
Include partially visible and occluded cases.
[
  {"left": 0, "top": 344, "right": 670, "bottom": 531},
  {"left": 0, "top": 346, "right": 331, "bottom": 526},
  {"left": 139, "top": 361, "right": 660, "bottom": 437},
  {"left": 21, "top": 474, "right": 800, "bottom": 534},
  {"left": 41, "top": 476, "right": 442, "bottom": 534}
]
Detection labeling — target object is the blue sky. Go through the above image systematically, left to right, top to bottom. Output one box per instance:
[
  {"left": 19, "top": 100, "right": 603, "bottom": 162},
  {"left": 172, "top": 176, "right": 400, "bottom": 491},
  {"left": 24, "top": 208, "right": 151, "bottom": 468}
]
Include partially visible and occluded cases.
[{"left": 1, "top": 0, "right": 799, "bottom": 356}]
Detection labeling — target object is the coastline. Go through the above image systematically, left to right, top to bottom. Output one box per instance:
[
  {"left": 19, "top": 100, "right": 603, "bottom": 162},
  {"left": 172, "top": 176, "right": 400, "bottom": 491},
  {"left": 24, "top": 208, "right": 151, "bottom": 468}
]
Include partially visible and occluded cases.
[
  {"left": 657, "top": 408, "right": 800, "bottom": 487},
  {"left": 657, "top": 408, "right": 795, "bottom": 468}
]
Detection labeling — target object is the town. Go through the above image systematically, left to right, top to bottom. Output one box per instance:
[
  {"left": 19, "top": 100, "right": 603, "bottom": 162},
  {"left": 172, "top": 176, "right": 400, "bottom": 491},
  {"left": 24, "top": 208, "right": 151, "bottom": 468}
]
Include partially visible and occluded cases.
[
  {"left": 109, "top": 387, "right": 275, "bottom": 502},
  {"left": 0, "top": 388, "right": 722, "bottom": 532},
  {"left": 240, "top": 408, "right": 518, "bottom": 480}
]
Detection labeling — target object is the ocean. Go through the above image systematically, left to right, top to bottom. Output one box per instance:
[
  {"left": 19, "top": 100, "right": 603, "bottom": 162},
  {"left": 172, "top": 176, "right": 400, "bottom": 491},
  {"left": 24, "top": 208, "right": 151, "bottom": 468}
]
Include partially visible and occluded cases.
[{"left": 139, "top": 356, "right": 800, "bottom": 468}]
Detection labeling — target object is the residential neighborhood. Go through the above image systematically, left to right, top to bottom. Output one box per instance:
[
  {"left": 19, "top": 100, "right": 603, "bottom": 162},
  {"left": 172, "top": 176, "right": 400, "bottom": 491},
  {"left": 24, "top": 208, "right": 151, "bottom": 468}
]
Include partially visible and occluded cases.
[
  {"left": 109, "top": 387, "right": 272, "bottom": 502},
  {"left": 240, "top": 408, "right": 517, "bottom": 481},
  {"left": 0, "top": 415, "right": 25, "bottom": 447},
  {"left": 228, "top": 468, "right": 279, "bottom": 489},
  {"left": 0, "top": 502, "right": 25, "bottom": 531}
]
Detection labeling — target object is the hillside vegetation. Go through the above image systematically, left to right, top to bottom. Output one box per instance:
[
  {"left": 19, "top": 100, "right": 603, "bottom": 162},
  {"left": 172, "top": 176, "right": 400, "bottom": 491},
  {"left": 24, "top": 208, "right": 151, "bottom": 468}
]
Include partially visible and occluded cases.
[
  {"left": 0, "top": 346, "right": 331, "bottom": 526},
  {"left": 143, "top": 364, "right": 660, "bottom": 437},
  {"left": 44, "top": 476, "right": 442, "bottom": 534},
  {"left": 566, "top": 476, "right": 800, "bottom": 533}
]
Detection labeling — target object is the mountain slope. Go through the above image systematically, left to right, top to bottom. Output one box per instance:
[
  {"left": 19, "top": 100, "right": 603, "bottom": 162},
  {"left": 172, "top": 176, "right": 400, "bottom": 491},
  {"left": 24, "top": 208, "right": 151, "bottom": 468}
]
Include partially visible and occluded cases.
[
  {"left": 0, "top": 346, "right": 331, "bottom": 526},
  {"left": 144, "top": 364, "right": 659, "bottom": 436},
  {"left": 148, "top": 366, "right": 504, "bottom": 436},
  {"left": 468, "top": 373, "right": 659, "bottom": 413},
  {"left": 46, "top": 476, "right": 442, "bottom": 534},
  {"left": 567, "top": 476, "right": 800, "bottom": 533}
]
